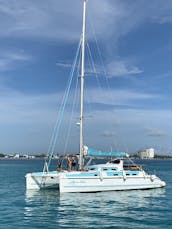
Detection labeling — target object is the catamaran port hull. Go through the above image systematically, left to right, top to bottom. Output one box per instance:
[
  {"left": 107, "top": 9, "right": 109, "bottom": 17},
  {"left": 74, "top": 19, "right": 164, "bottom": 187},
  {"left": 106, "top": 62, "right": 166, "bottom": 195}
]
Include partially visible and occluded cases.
[{"left": 26, "top": 172, "right": 60, "bottom": 190}]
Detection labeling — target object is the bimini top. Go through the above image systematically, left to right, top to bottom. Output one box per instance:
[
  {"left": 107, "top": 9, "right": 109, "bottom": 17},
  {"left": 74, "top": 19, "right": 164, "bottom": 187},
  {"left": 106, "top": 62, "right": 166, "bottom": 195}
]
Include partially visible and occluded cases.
[{"left": 83, "top": 146, "right": 128, "bottom": 158}]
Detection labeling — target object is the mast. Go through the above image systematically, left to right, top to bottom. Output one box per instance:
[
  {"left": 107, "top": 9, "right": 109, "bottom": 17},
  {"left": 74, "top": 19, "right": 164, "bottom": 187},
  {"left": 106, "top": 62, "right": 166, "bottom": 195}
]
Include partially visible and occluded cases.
[{"left": 79, "top": 0, "right": 87, "bottom": 170}]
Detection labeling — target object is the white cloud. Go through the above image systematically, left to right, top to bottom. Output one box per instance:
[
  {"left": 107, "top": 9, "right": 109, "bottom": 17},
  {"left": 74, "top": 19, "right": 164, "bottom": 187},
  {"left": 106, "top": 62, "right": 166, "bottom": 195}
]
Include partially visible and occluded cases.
[
  {"left": 0, "top": 0, "right": 172, "bottom": 42},
  {"left": 0, "top": 0, "right": 82, "bottom": 41},
  {"left": 158, "top": 15, "right": 172, "bottom": 24},
  {"left": 0, "top": 50, "right": 32, "bottom": 71},
  {"left": 107, "top": 61, "right": 143, "bottom": 77},
  {"left": 56, "top": 62, "right": 72, "bottom": 68},
  {"left": 0, "top": 85, "right": 171, "bottom": 153},
  {"left": 0, "top": 87, "right": 58, "bottom": 124},
  {"left": 0, "top": 87, "right": 60, "bottom": 153},
  {"left": 85, "top": 88, "right": 157, "bottom": 107},
  {"left": 83, "top": 108, "right": 172, "bottom": 152},
  {"left": 144, "top": 128, "right": 166, "bottom": 137},
  {"left": 101, "top": 130, "right": 116, "bottom": 137}
]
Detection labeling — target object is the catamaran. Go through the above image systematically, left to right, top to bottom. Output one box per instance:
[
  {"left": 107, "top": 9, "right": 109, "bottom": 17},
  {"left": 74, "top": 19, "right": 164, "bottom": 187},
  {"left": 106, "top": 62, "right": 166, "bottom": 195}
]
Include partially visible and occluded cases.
[{"left": 26, "top": 0, "right": 166, "bottom": 193}]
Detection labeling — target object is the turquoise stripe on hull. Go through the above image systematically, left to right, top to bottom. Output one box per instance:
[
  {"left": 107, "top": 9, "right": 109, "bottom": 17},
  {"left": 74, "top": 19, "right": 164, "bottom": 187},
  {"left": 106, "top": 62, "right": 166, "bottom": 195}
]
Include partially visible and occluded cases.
[
  {"left": 107, "top": 172, "right": 123, "bottom": 176},
  {"left": 66, "top": 173, "right": 99, "bottom": 178}
]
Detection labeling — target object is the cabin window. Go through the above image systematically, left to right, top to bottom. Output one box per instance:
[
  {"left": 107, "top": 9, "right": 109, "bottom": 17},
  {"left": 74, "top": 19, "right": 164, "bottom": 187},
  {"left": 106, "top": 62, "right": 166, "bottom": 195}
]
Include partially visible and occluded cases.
[
  {"left": 110, "top": 159, "right": 120, "bottom": 164},
  {"left": 90, "top": 168, "right": 95, "bottom": 170},
  {"left": 103, "top": 168, "right": 108, "bottom": 171},
  {"left": 111, "top": 168, "right": 116, "bottom": 171},
  {"left": 113, "top": 173, "right": 118, "bottom": 176},
  {"left": 126, "top": 173, "right": 130, "bottom": 176},
  {"left": 94, "top": 174, "right": 98, "bottom": 176}
]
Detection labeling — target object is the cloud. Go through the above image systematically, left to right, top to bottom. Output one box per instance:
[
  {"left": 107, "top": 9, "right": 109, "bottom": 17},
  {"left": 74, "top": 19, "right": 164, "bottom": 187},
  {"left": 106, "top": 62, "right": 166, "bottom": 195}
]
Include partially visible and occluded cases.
[
  {"left": 0, "top": 0, "right": 172, "bottom": 42},
  {"left": 0, "top": 0, "right": 82, "bottom": 41},
  {"left": 0, "top": 0, "right": 113, "bottom": 41},
  {"left": 158, "top": 15, "right": 172, "bottom": 24},
  {"left": 0, "top": 50, "right": 32, "bottom": 71},
  {"left": 85, "top": 59, "right": 143, "bottom": 78},
  {"left": 107, "top": 61, "right": 143, "bottom": 77},
  {"left": 56, "top": 62, "right": 72, "bottom": 68},
  {"left": 0, "top": 85, "right": 171, "bottom": 153},
  {"left": 0, "top": 87, "right": 59, "bottom": 124},
  {"left": 0, "top": 87, "right": 62, "bottom": 153},
  {"left": 85, "top": 88, "right": 157, "bottom": 107},
  {"left": 83, "top": 108, "right": 172, "bottom": 152},
  {"left": 144, "top": 128, "right": 166, "bottom": 137},
  {"left": 101, "top": 131, "right": 116, "bottom": 137}
]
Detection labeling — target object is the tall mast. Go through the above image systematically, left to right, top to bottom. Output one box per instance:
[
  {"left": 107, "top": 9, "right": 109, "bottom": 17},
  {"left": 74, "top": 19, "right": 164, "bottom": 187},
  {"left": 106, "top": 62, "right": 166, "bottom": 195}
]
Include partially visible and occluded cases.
[{"left": 79, "top": 0, "right": 87, "bottom": 170}]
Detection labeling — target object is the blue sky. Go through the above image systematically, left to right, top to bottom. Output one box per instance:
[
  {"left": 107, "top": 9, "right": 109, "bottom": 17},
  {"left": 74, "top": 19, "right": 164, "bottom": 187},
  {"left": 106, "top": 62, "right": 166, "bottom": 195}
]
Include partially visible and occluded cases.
[{"left": 0, "top": 0, "right": 172, "bottom": 155}]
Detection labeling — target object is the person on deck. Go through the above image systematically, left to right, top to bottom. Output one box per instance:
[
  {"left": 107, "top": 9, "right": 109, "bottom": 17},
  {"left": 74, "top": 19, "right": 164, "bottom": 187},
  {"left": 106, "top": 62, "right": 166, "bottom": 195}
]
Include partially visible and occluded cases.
[
  {"left": 67, "top": 156, "right": 72, "bottom": 171},
  {"left": 71, "top": 157, "right": 76, "bottom": 171},
  {"left": 57, "top": 160, "right": 62, "bottom": 172}
]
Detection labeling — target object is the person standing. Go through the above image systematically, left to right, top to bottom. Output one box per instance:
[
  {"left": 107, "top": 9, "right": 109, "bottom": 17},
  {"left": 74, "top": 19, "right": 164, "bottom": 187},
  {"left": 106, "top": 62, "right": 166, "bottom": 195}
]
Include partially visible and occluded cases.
[
  {"left": 67, "top": 156, "right": 72, "bottom": 171},
  {"left": 71, "top": 157, "right": 76, "bottom": 171}
]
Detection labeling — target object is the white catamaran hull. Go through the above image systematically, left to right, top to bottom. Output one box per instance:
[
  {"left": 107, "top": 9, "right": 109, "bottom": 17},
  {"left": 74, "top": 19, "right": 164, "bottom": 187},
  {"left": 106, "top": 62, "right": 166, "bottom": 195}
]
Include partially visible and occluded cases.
[
  {"left": 26, "top": 170, "right": 165, "bottom": 192},
  {"left": 26, "top": 172, "right": 61, "bottom": 190},
  {"left": 59, "top": 174, "right": 165, "bottom": 193}
]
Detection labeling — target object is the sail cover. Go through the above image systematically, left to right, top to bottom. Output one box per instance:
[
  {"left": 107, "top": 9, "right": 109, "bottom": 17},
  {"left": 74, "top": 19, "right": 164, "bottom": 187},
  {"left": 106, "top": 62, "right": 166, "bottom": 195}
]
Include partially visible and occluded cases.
[{"left": 84, "top": 146, "right": 128, "bottom": 157}]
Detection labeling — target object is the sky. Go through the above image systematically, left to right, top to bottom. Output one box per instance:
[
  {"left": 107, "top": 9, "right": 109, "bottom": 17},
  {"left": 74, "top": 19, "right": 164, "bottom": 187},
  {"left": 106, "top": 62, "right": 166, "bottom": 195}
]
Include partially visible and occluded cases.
[{"left": 0, "top": 0, "right": 172, "bottom": 155}]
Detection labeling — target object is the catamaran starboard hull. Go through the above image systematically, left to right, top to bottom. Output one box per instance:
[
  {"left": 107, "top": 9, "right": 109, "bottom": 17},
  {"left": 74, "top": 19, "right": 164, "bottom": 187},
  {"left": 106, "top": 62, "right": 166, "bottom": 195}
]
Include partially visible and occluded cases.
[{"left": 59, "top": 175, "right": 166, "bottom": 193}]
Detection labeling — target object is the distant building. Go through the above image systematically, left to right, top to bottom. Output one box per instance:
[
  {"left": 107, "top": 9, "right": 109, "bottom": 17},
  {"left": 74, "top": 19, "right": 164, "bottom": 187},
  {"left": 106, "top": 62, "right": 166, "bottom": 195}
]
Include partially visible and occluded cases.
[{"left": 138, "top": 148, "right": 155, "bottom": 159}]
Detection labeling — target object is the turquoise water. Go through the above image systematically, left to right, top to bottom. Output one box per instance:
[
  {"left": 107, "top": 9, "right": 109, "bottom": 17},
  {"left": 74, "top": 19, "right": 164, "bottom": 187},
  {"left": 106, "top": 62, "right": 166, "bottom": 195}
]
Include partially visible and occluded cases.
[{"left": 0, "top": 159, "right": 171, "bottom": 229}]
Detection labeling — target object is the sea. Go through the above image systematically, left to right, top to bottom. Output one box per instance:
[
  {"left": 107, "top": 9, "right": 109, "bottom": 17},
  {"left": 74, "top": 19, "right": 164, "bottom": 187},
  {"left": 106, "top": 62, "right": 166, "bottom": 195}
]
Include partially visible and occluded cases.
[{"left": 0, "top": 158, "right": 171, "bottom": 229}]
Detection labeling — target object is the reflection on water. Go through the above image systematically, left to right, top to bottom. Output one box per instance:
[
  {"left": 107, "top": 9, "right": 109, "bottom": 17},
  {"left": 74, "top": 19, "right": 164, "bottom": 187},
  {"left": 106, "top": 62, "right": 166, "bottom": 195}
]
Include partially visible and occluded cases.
[{"left": 25, "top": 188, "right": 166, "bottom": 228}]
